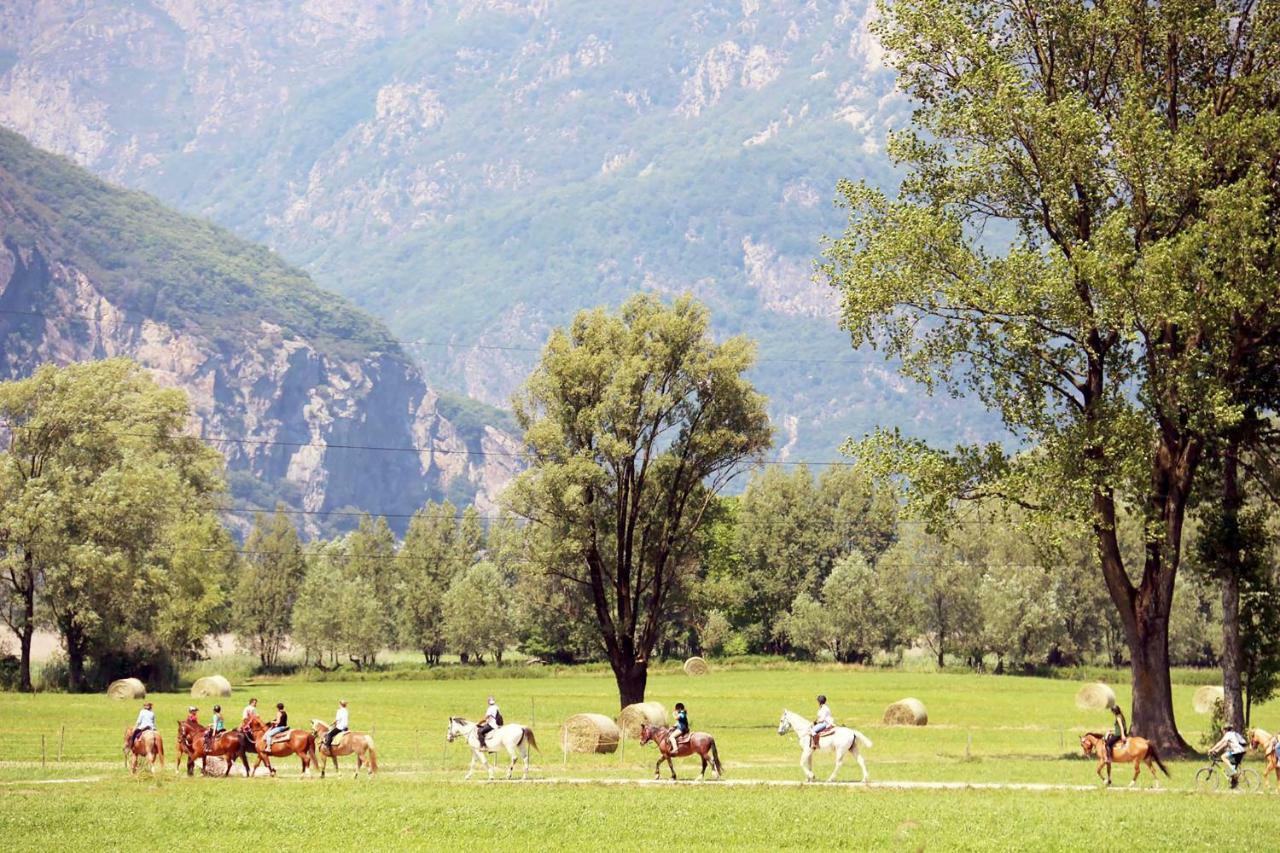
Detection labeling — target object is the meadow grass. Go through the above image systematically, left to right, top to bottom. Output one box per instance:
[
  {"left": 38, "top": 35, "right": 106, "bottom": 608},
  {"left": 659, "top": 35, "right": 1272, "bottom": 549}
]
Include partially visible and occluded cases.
[{"left": 4, "top": 666, "right": 1280, "bottom": 849}]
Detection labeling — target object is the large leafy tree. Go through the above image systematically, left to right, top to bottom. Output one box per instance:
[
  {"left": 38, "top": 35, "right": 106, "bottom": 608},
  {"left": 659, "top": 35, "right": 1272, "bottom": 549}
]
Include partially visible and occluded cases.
[
  {"left": 823, "top": 0, "right": 1280, "bottom": 751},
  {"left": 509, "top": 295, "right": 771, "bottom": 706},
  {"left": 0, "top": 359, "right": 226, "bottom": 690},
  {"left": 396, "top": 502, "right": 465, "bottom": 666},
  {"left": 234, "top": 507, "right": 306, "bottom": 669}
]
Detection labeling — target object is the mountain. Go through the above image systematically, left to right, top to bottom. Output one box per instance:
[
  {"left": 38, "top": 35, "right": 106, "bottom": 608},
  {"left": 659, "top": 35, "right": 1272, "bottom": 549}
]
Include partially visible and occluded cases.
[
  {"left": 0, "top": 0, "right": 1003, "bottom": 460},
  {"left": 0, "top": 126, "right": 519, "bottom": 532}
]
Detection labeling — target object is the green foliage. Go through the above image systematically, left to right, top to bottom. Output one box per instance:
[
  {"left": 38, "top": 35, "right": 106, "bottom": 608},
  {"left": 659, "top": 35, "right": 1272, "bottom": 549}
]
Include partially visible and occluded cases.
[
  {"left": 820, "top": 0, "right": 1280, "bottom": 744},
  {"left": 509, "top": 294, "right": 772, "bottom": 704},
  {"left": 0, "top": 359, "right": 229, "bottom": 690},
  {"left": 395, "top": 502, "right": 467, "bottom": 665},
  {"left": 233, "top": 507, "right": 306, "bottom": 669},
  {"left": 443, "top": 561, "right": 515, "bottom": 665}
]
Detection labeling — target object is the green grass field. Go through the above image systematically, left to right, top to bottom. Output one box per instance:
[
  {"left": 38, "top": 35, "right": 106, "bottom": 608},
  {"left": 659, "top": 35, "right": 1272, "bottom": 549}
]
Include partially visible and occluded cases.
[{"left": 4, "top": 666, "right": 1280, "bottom": 850}]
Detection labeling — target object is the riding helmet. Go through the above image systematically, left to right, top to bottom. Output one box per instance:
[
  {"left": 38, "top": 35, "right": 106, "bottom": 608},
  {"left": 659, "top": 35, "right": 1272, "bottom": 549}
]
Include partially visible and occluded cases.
[
  {"left": 817, "top": 695, "right": 827, "bottom": 704},
  {"left": 213, "top": 705, "right": 221, "bottom": 712}
]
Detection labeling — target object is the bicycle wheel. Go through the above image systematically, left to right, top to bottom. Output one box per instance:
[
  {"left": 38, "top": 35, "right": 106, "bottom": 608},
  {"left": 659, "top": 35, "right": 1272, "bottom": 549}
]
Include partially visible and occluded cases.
[
  {"left": 1194, "top": 767, "right": 1219, "bottom": 792},
  {"left": 1238, "top": 769, "right": 1261, "bottom": 792}
]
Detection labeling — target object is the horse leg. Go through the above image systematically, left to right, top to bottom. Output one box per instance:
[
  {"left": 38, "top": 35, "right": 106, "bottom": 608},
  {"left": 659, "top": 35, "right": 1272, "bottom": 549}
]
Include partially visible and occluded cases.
[
  {"left": 521, "top": 743, "right": 530, "bottom": 780},
  {"left": 507, "top": 745, "right": 517, "bottom": 780},
  {"left": 828, "top": 745, "right": 844, "bottom": 783},
  {"left": 801, "top": 748, "right": 815, "bottom": 783},
  {"left": 465, "top": 749, "right": 476, "bottom": 780},
  {"left": 855, "top": 749, "right": 869, "bottom": 783},
  {"left": 668, "top": 752, "right": 677, "bottom": 781},
  {"left": 654, "top": 753, "right": 663, "bottom": 780},
  {"left": 1129, "top": 758, "right": 1140, "bottom": 787}
]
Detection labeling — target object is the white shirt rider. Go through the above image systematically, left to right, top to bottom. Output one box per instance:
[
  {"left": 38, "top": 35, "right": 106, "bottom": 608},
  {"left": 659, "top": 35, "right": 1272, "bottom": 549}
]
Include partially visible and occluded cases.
[
  {"left": 483, "top": 700, "right": 500, "bottom": 727},
  {"left": 242, "top": 703, "right": 259, "bottom": 726},
  {"left": 815, "top": 703, "right": 833, "bottom": 728},
  {"left": 334, "top": 705, "right": 349, "bottom": 730},
  {"left": 135, "top": 706, "right": 156, "bottom": 731}
]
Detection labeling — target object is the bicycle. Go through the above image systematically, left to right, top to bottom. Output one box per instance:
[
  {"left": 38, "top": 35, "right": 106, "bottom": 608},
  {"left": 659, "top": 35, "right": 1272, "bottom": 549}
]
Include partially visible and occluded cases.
[{"left": 1195, "top": 753, "right": 1260, "bottom": 792}]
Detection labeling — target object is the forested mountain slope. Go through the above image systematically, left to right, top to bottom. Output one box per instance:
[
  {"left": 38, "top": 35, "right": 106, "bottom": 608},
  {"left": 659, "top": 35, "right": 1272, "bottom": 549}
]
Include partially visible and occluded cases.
[{"left": 0, "top": 127, "right": 519, "bottom": 530}]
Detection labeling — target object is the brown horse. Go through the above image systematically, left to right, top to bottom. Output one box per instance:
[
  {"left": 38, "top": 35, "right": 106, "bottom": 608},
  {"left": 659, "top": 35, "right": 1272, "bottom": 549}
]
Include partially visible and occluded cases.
[
  {"left": 244, "top": 716, "right": 317, "bottom": 777},
  {"left": 175, "top": 719, "right": 250, "bottom": 777},
  {"left": 312, "top": 720, "right": 379, "bottom": 779},
  {"left": 638, "top": 723, "right": 722, "bottom": 781},
  {"left": 122, "top": 727, "right": 165, "bottom": 775},
  {"left": 1248, "top": 728, "right": 1279, "bottom": 791},
  {"left": 1080, "top": 732, "right": 1169, "bottom": 787}
]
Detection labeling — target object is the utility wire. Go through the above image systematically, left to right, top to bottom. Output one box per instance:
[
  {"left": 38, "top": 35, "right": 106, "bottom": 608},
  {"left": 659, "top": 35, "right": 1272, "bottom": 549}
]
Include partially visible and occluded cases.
[{"left": 0, "top": 305, "right": 891, "bottom": 368}]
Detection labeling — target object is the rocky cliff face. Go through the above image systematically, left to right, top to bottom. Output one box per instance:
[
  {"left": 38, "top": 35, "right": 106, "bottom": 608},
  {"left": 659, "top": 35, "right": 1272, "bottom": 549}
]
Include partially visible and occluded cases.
[
  {"left": 0, "top": 128, "right": 521, "bottom": 531},
  {"left": 0, "top": 239, "right": 520, "bottom": 528}
]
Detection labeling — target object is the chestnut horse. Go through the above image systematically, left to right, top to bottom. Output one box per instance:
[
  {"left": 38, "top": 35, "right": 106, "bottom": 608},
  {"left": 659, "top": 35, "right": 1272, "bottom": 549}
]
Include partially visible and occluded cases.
[
  {"left": 244, "top": 716, "right": 316, "bottom": 777},
  {"left": 175, "top": 719, "right": 250, "bottom": 777},
  {"left": 312, "top": 720, "right": 379, "bottom": 779},
  {"left": 638, "top": 723, "right": 722, "bottom": 781},
  {"left": 122, "top": 727, "right": 165, "bottom": 775},
  {"left": 1248, "top": 728, "right": 1279, "bottom": 791},
  {"left": 1080, "top": 732, "right": 1169, "bottom": 787}
]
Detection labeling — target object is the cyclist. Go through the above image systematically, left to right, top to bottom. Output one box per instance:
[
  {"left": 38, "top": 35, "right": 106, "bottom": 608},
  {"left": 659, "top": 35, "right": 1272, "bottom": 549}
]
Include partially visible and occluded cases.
[{"left": 1209, "top": 726, "right": 1249, "bottom": 788}]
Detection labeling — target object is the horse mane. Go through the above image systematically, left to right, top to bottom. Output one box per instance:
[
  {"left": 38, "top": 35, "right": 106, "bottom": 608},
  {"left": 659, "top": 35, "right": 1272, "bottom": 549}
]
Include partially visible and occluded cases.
[{"left": 1082, "top": 732, "right": 1106, "bottom": 739}]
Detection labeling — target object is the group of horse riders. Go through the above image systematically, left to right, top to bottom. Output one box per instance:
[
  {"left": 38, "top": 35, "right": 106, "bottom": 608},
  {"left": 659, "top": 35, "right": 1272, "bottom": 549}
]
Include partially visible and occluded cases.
[{"left": 129, "top": 697, "right": 351, "bottom": 753}]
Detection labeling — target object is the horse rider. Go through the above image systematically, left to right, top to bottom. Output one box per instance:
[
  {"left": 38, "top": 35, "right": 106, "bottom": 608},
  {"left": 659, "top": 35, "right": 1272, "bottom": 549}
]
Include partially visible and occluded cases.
[
  {"left": 811, "top": 695, "right": 834, "bottom": 750},
  {"left": 476, "top": 696, "right": 501, "bottom": 749},
  {"left": 241, "top": 697, "right": 259, "bottom": 731},
  {"left": 325, "top": 700, "right": 349, "bottom": 752},
  {"left": 129, "top": 701, "right": 156, "bottom": 750},
  {"left": 264, "top": 702, "right": 289, "bottom": 746},
  {"left": 668, "top": 702, "right": 690, "bottom": 754},
  {"left": 1103, "top": 703, "right": 1127, "bottom": 766},
  {"left": 204, "top": 704, "right": 225, "bottom": 751},
  {"left": 186, "top": 705, "right": 200, "bottom": 726},
  {"left": 1210, "top": 726, "right": 1250, "bottom": 788}
]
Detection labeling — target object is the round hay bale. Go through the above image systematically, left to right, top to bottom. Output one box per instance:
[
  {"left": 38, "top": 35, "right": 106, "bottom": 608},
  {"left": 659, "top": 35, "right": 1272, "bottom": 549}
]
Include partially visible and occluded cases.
[
  {"left": 683, "top": 656, "right": 710, "bottom": 676},
  {"left": 190, "top": 675, "right": 232, "bottom": 698},
  {"left": 106, "top": 677, "right": 145, "bottom": 700},
  {"left": 1075, "top": 682, "right": 1117, "bottom": 711},
  {"left": 1193, "top": 685, "right": 1225, "bottom": 715},
  {"left": 883, "top": 697, "right": 928, "bottom": 726},
  {"left": 617, "top": 701, "right": 668, "bottom": 738},
  {"left": 560, "top": 713, "right": 621, "bottom": 754},
  {"left": 200, "top": 755, "right": 248, "bottom": 777}
]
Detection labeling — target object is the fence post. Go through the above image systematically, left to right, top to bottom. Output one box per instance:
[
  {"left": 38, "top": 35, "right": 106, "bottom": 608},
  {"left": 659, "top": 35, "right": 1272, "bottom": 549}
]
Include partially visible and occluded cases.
[
  {"left": 59, "top": 725, "right": 65, "bottom": 762},
  {"left": 562, "top": 725, "right": 568, "bottom": 770},
  {"left": 965, "top": 730, "right": 971, "bottom": 761},
  {"left": 41, "top": 734, "right": 46, "bottom": 770}
]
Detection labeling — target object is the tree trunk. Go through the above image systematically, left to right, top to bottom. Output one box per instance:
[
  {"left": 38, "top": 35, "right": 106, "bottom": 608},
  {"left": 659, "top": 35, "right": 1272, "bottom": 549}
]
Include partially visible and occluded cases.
[
  {"left": 1218, "top": 439, "right": 1246, "bottom": 731},
  {"left": 1125, "top": 606, "right": 1187, "bottom": 752},
  {"left": 18, "top": 620, "right": 33, "bottom": 692},
  {"left": 66, "top": 628, "right": 86, "bottom": 692},
  {"left": 936, "top": 647, "right": 945, "bottom": 669},
  {"left": 612, "top": 658, "right": 648, "bottom": 708}
]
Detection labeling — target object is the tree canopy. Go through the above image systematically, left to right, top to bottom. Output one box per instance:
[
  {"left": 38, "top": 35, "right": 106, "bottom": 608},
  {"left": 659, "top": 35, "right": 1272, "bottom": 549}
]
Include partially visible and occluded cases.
[
  {"left": 821, "top": 0, "right": 1280, "bottom": 751},
  {"left": 509, "top": 294, "right": 772, "bottom": 706}
]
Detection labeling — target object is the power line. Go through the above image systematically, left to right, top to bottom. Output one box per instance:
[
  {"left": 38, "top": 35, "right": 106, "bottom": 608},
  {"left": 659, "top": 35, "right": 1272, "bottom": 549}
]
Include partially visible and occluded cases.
[
  {"left": 0, "top": 305, "right": 891, "bottom": 368},
  {"left": 2, "top": 422, "right": 861, "bottom": 467},
  {"left": 213, "top": 504, "right": 1006, "bottom": 526}
]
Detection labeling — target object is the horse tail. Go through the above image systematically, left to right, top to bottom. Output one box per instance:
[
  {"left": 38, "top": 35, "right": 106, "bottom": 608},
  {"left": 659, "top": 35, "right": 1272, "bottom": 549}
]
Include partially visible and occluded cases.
[
  {"left": 523, "top": 728, "right": 539, "bottom": 752},
  {"left": 855, "top": 730, "right": 874, "bottom": 750},
  {"left": 156, "top": 732, "right": 165, "bottom": 771},
  {"left": 365, "top": 737, "right": 378, "bottom": 773},
  {"left": 710, "top": 738, "right": 722, "bottom": 775},
  {"left": 1148, "top": 743, "right": 1170, "bottom": 777}
]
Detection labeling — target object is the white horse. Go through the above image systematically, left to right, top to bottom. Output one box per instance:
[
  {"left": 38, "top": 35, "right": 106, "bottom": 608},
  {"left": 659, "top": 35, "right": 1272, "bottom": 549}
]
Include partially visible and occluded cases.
[
  {"left": 777, "top": 709, "right": 873, "bottom": 783},
  {"left": 446, "top": 717, "right": 539, "bottom": 780}
]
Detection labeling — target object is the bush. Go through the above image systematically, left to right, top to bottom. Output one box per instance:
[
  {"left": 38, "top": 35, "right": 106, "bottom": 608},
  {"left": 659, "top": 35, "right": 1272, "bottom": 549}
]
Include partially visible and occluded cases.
[{"left": 0, "top": 655, "right": 20, "bottom": 690}]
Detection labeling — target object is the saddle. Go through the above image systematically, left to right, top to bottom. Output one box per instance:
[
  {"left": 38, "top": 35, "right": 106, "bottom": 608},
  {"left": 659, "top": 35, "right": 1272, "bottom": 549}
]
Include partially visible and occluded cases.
[{"left": 814, "top": 729, "right": 838, "bottom": 740}]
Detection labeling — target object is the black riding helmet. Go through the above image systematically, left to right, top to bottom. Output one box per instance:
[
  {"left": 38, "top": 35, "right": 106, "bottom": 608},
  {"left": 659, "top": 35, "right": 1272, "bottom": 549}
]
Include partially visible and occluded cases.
[
  {"left": 817, "top": 694, "right": 827, "bottom": 704},
  {"left": 277, "top": 702, "right": 285, "bottom": 709},
  {"left": 675, "top": 702, "right": 685, "bottom": 710},
  {"left": 213, "top": 704, "right": 221, "bottom": 712}
]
